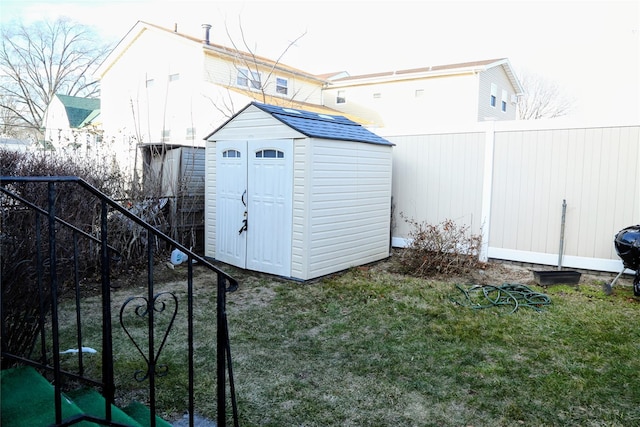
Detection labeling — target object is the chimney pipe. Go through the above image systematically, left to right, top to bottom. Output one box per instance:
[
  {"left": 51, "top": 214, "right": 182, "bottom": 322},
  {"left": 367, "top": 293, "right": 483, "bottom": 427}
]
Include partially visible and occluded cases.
[{"left": 202, "top": 24, "right": 211, "bottom": 45}]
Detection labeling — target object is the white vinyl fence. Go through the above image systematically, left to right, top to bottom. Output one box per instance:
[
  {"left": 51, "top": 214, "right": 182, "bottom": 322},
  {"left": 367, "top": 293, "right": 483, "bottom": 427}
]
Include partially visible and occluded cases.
[{"left": 385, "top": 122, "right": 640, "bottom": 273}]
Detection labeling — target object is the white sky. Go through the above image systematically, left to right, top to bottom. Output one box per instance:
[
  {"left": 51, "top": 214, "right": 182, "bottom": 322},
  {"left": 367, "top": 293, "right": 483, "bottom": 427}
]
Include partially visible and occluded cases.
[{"left": 2, "top": 0, "right": 639, "bottom": 123}]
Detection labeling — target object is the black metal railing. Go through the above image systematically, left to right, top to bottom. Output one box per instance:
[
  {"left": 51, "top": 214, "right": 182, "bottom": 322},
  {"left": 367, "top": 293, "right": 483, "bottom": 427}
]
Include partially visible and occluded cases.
[{"left": 0, "top": 176, "right": 239, "bottom": 427}]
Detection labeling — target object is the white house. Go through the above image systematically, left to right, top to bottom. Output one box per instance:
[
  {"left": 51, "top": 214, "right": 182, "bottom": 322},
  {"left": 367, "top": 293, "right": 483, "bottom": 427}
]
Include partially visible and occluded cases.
[
  {"left": 95, "top": 21, "right": 339, "bottom": 178},
  {"left": 95, "top": 22, "right": 524, "bottom": 170},
  {"left": 322, "top": 58, "right": 524, "bottom": 132},
  {"left": 43, "top": 94, "right": 100, "bottom": 150}
]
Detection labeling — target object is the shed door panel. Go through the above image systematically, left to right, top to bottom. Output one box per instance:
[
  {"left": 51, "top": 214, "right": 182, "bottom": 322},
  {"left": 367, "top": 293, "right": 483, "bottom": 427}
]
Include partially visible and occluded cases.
[
  {"left": 246, "top": 140, "right": 293, "bottom": 277},
  {"left": 215, "top": 141, "right": 247, "bottom": 268}
]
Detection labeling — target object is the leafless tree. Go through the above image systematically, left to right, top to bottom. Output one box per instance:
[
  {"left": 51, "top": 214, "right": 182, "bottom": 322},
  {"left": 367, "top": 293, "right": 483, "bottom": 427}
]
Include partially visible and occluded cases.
[
  {"left": 0, "top": 17, "right": 112, "bottom": 134},
  {"left": 225, "top": 22, "right": 307, "bottom": 102},
  {"left": 517, "top": 70, "right": 574, "bottom": 120},
  {"left": 0, "top": 94, "right": 24, "bottom": 137}
]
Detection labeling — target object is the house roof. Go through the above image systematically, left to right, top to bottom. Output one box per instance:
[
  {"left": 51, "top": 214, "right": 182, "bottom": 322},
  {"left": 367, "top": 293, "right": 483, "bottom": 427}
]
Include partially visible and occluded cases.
[
  {"left": 96, "top": 21, "right": 327, "bottom": 84},
  {"left": 328, "top": 58, "right": 524, "bottom": 94},
  {"left": 224, "top": 85, "right": 373, "bottom": 125},
  {"left": 56, "top": 94, "right": 100, "bottom": 128},
  {"left": 208, "top": 102, "right": 393, "bottom": 146}
]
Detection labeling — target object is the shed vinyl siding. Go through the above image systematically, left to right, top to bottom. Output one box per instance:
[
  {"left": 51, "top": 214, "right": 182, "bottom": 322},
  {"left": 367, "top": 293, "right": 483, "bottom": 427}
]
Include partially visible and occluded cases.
[
  {"left": 478, "top": 66, "right": 517, "bottom": 121},
  {"left": 210, "top": 106, "right": 305, "bottom": 141},
  {"left": 291, "top": 139, "right": 311, "bottom": 279},
  {"left": 306, "top": 139, "right": 392, "bottom": 278},
  {"left": 204, "top": 140, "right": 217, "bottom": 258},
  {"left": 178, "top": 147, "right": 206, "bottom": 195}
]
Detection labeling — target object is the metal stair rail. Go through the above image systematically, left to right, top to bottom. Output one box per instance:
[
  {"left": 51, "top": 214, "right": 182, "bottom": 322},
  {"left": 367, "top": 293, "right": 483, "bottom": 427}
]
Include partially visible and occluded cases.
[{"left": 0, "top": 176, "right": 240, "bottom": 427}]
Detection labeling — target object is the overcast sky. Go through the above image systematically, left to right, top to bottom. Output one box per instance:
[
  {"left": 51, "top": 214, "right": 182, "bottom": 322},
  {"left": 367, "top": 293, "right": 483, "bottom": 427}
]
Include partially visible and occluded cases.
[{"left": 2, "top": 0, "right": 639, "bottom": 123}]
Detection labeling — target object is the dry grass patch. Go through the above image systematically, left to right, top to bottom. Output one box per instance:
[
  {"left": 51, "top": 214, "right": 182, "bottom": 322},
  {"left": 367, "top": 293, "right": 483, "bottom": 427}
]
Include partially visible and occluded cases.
[{"left": 57, "top": 260, "right": 640, "bottom": 426}]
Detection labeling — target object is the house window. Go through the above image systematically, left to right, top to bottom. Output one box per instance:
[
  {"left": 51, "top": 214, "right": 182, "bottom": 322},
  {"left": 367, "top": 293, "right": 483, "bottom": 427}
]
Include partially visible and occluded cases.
[
  {"left": 237, "top": 69, "right": 249, "bottom": 87},
  {"left": 237, "top": 69, "right": 261, "bottom": 89},
  {"left": 250, "top": 70, "right": 261, "bottom": 89},
  {"left": 169, "top": 73, "right": 180, "bottom": 82},
  {"left": 276, "top": 77, "right": 288, "bottom": 95},
  {"left": 146, "top": 78, "right": 155, "bottom": 88},
  {"left": 490, "top": 83, "right": 497, "bottom": 107},
  {"left": 415, "top": 89, "right": 424, "bottom": 97},
  {"left": 336, "top": 90, "right": 346, "bottom": 104},
  {"left": 501, "top": 90, "right": 508, "bottom": 112},
  {"left": 373, "top": 92, "right": 382, "bottom": 99},
  {"left": 186, "top": 127, "right": 196, "bottom": 140},
  {"left": 161, "top": 130, "right": 171, "bottom": 142},
  {"left": 223, "top": 149, "right": 241, "bottom": 158},
  {"left": 256, "top": 149, "right": 284, "bottom": 158}
]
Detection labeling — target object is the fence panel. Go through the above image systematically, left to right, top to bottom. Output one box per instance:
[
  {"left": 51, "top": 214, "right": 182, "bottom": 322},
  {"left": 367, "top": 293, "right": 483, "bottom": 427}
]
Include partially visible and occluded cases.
[
  {"left": 387, "top": 124, "right": 640, "bottom": 272},
  {"left": 389, "top": 132, "right": 486, "bottom": 243}
]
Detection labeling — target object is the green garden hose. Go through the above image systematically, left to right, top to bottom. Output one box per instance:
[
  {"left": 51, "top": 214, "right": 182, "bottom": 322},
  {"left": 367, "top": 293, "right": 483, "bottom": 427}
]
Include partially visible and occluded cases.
[{"left": 451, "top": 283, "right": 551, "bottom": 314}]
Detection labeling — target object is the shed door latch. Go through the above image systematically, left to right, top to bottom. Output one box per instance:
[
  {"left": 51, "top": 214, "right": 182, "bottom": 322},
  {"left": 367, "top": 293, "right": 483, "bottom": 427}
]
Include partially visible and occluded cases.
[
  {"left": 238, "top": 189, "right": 248, "bottom": 234},
  {"left": 239, "top": 211, "right": 248, "bottom": 235}
]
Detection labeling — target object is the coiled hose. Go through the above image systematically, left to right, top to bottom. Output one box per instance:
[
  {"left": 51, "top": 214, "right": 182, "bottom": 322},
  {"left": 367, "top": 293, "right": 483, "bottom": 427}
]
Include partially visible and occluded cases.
[{"left": 451, "top": 283, "right": 551, "bottom": 314}]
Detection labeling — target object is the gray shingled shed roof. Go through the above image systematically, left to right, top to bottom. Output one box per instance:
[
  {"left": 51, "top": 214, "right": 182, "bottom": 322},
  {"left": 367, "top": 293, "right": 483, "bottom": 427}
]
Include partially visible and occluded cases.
[{"left": 208, "top": 102, "right": 393, "bottom": 146}]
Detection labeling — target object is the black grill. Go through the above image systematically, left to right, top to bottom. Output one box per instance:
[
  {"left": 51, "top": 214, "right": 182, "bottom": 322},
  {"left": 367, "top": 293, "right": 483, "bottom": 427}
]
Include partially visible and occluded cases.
[{"left": 614, "top": 225, "right": 640, "bottom": 296}]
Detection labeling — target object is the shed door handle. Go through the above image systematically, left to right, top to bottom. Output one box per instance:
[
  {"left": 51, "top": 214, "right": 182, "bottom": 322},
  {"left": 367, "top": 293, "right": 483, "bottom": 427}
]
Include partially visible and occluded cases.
[{"left": 238, "top": 218, "right": 247, "bottom": 235}]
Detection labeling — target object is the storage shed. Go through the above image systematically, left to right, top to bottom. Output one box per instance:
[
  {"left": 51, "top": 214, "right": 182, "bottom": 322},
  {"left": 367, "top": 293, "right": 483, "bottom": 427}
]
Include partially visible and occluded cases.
[
  {"left": 204, "top": 102, "right": 394, "bottom": 280},
  {"left": 140, "top": 144, "right": 206, "bottom": 252}
]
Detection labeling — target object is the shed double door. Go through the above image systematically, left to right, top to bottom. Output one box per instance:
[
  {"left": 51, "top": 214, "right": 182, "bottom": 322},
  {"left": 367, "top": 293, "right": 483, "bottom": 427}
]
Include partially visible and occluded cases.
[{"left": 216, "top": 140, "right": 293, "bottom": 277}]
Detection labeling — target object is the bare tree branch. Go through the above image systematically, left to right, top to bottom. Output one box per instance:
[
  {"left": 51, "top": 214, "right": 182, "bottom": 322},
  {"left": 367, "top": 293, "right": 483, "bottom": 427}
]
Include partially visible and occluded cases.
[
  {"left": 0, "top": 17, "right": 112, "bottom": 135},
  {"left": 223, "top": 17, "right": 306, "bottom": 104},
  {"left": 517, "top": 70, "right": 574, "bottom": 120}
]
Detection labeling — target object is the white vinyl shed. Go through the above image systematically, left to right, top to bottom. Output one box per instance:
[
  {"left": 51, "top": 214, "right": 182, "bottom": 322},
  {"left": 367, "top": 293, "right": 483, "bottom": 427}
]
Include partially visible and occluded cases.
[{"left": 204, "top": 102, "right": 394, "bottom": 281}]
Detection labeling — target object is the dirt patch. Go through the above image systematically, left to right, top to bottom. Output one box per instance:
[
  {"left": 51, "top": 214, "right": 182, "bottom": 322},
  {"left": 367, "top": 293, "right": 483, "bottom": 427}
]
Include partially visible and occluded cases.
[
  {"left": 373, "top": 249, "right": 629, "bottom": 289},
  {"left": 142, "top": 250, "right": 632, "bottom": 302}
]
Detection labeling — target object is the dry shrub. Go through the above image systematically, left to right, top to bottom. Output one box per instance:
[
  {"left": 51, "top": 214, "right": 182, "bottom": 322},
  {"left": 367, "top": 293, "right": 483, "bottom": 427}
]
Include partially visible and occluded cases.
[
  {"left": 0, "top": 148, "right": 169, "bottom": 365},
  {"left": 398, "top": 214, "right": 483, "bottom": 278}
]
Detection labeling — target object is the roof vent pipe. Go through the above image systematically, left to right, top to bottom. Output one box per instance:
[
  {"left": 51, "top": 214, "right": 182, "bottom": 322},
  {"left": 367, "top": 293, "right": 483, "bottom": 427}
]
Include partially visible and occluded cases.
[{"left": 202, "top": 24, "right": 212, "bottom": 45}]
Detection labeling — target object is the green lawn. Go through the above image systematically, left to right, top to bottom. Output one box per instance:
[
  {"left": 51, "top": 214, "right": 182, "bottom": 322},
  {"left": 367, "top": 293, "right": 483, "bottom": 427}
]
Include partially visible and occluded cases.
[
  {"left": 58, "top": 263, "right": 640, "bottom": 426},
  {"left": 226, "top": 267, "right": 640, "bottom": 426}
]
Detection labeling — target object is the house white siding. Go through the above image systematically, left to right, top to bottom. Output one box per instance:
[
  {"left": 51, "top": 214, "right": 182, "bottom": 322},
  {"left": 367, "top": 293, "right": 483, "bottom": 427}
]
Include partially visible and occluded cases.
[
  {"left": 100, "top": 28, "right": 207, "bottom": 143},
  {"left": 202, "top": 52, "right": 323, "bottom": 107},
  {"left": 322, "top": 61, "right": 521, "bottom": 132},
  {"left": 478, "top": 65, "right": 517, "bottom": 121},
  {"left": 324, "top": 75, "right": 479, "bottom": 130},
  {"left": 43, "top": 97, "right": 69, "bottom": 137}
]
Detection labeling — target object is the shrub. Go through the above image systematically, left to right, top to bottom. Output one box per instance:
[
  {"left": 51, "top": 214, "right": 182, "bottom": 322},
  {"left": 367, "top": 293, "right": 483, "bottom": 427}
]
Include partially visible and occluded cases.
[
  {"left": 0, "top": 148, "right": 169, "bottom": 365},
  {"left": 397, "top": 215, "right": 484, "bottom": 277}
]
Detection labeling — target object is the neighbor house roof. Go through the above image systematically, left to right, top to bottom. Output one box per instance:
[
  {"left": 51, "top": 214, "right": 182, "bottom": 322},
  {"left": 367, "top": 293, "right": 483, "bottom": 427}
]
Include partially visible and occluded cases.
[
  {"left": 96, "top": 21, "right": 327, "bottom": 85},
  {"left": 327, "top": 58, "right": 524, "bottom": 94},
  {"left": 224, "top": 85, "right": 373, "bottom": 125},
  {"left": 56, "top": 94, "right": 100, "bottom": 128},
  {"left": 207, "top": 102, "right": 393, "bottom": 146}
]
